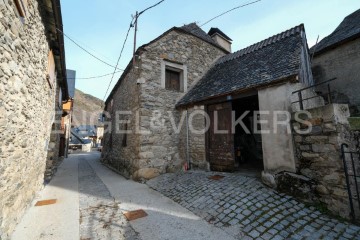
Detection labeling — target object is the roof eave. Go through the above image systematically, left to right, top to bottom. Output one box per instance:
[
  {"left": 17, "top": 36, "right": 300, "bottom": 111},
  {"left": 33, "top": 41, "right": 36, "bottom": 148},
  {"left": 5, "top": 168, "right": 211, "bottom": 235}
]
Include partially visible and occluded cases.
[
  {"left": 313, "top": 32, "right": 360, "bottom": 57},
  {"left": 176, "top": 74, "right": 298, "bottom": 109}
]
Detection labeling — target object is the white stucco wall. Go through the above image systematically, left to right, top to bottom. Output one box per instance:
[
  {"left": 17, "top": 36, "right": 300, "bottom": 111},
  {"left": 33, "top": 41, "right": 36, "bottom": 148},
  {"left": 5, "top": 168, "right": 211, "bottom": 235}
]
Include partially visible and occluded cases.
[{"left": 258, "top": 82, "right": 296, "bottom": 173}]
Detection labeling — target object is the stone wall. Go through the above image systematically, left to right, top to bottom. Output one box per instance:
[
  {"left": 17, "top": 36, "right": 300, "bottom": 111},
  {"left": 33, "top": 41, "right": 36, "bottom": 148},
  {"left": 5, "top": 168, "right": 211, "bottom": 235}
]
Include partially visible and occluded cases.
[
  {"left": 0, "top": 0, "right": 57, "bottom": 238},
  {"left": 103, "top": 29, "right": 225, "bottom": 180},
  {"left": 137, "top": 30, "right": 224, "bottom": 179},
  {"left": 312, "top": 38, "right": 360, "bottom": 115},
  {"left": 101, "top": 67, "right": 141, "bottom": 178},
  {"left": 44, "top": 85, "right": 63, "bottom": 182},
  {"left": 280, "top": 104, "right": 352, "bottom": 219},
  {"left": 178, "top": 106, "right": 208, "bottom": 171}
]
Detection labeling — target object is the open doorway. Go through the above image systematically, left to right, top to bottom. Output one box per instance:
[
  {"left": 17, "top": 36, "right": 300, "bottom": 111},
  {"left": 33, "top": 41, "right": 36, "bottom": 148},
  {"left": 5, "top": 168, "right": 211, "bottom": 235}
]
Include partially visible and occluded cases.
[{"left": 232, "top": 95, "right": 264, "bottom": 172}]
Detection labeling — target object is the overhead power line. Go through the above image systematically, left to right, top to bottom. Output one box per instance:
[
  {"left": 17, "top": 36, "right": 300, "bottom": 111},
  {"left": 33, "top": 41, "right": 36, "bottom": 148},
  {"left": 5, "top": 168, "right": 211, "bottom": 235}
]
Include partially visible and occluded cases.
[
  {"left": 103, "top": 0, "right": 166, "bottom": 102},
  {"left": 138, "top": 0, "right": 165, "bottom": 16},
  {"left": 154, "top": 0, "right": 262, "bottom": 49},
  {"left": 200, "top": 0, "right": 261, "bottom": 27},
  {"left": 103, "top": 21, "right": 134, "bottom": 102},
  {"left": 56, "top": 28, "right": 122, "bottom": 70},
  {"left": 67, "top": 70, "right": 124, "bottom": 80}
]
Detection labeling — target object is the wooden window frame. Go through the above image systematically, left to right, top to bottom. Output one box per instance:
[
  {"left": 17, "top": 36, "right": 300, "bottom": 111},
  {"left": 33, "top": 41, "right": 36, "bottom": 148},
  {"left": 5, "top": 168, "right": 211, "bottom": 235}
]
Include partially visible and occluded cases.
[{"left": 161, "top": 60, "right": 187, "bottom": 92}]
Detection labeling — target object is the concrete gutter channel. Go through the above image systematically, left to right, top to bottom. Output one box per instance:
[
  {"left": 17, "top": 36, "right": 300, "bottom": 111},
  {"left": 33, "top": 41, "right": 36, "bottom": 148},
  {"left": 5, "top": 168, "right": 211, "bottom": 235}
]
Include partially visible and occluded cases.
[{"left": 12, "top": 152, "right": 236, "bottom": 240}]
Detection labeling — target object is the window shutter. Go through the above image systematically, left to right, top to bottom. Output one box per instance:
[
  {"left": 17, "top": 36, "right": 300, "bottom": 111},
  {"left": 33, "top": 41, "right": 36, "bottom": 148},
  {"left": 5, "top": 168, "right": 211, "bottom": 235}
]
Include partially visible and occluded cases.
[{"left": 165, "top": 69, "right": 180, "bottom": 91}]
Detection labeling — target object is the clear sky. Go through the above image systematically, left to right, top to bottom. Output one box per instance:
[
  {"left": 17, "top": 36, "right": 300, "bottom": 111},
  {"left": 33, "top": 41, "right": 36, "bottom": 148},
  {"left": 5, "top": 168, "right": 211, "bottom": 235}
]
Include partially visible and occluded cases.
[{"left": 60, "top": 0, "right": 360, "bottom": 100}]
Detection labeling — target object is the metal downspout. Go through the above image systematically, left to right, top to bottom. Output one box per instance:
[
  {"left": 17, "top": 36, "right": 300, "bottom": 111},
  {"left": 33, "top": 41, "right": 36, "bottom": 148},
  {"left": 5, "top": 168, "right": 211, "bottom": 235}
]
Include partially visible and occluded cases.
[{"left": 186, "top": 109, "right": 191, "bottom": 170}]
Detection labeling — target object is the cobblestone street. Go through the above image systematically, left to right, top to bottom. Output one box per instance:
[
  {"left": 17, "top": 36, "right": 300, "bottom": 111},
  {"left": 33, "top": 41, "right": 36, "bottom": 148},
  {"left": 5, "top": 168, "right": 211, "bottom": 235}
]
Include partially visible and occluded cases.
[{"left": 147, "top": 171, "right": 360, "bottom": 240}]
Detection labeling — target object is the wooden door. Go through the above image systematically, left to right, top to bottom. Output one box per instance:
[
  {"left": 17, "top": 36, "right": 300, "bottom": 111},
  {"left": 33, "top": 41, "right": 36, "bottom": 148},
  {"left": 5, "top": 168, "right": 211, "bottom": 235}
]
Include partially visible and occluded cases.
[{"left": 207, "top": 102, "right": 234, "bottom": 172}]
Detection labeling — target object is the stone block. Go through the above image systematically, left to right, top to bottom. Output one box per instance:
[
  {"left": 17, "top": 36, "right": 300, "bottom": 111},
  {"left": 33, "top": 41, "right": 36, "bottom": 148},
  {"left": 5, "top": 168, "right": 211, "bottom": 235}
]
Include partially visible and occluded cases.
[
  {"left": 294, "top": 135, "right": 303, "bottom": 143},
  {"left": 312, "top": 144, "right": 336, "bottom": 153},
  {"left": 299, "top": 145, "right": 311, "bottom": 151},
  {"left": 139, "top": 151, "right": 154, "bottom": 159},
  {"left": 301, "top": 152, "right": 319, "bottom": 158},
  {"left": 133, "top": 168, "right": 160, "bottom": 180},
  {"left": 261, "top": 171, "right": 276, "bottom": 188},
  {"left": 323, "top": 173, "right": 340, "bottom": 184},
  {"left": 315, "top": 185, "right": 329, "bottom": 195}
]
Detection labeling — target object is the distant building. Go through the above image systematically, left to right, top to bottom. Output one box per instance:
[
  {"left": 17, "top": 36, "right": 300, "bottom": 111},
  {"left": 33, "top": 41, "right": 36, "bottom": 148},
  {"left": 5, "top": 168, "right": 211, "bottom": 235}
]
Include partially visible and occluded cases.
[
  {"left": 311, "top": 9, "right": 360, "bottom": 115},
  {"left": 59, "top": 69, "right": 76, "bottom": 158}
]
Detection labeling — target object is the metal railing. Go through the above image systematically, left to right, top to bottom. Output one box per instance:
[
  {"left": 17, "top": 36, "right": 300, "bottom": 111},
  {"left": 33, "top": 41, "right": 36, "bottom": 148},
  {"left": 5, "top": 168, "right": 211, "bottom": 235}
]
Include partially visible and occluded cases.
[
  {"left": 291, "top": 78, "right": 337, "bottom": 110},
  {"left": 341, "top": 143, "right": 360, "bottom": 221}
]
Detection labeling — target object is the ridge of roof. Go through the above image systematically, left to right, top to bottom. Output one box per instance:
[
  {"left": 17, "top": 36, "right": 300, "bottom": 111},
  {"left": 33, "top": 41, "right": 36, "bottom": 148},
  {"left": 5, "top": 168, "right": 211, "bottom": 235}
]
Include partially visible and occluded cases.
[
  {"left": 311, "top": 9, "right": 360, "bottom": 55},
  {"left": 178, "top": 23, "right": 229, "bottom": 52},
  {"left": 216, "top": 24, "right": 304, "bottom": 65}
]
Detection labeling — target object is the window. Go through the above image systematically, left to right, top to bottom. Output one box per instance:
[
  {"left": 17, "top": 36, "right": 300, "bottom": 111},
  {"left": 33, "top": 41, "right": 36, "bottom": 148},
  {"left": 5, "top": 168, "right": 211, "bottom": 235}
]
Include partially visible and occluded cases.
[
  {"left": 14, "top": 0, "right": 27, "bottom": 18},
  {"left": 161, "top": 60, "right": 187, "bottom": 92},
  {"left": 165, "top": 69, "right": 180, "bottom": 91},
  {"left": 122, "top": 123, "right": 128, "bottom": 147}
]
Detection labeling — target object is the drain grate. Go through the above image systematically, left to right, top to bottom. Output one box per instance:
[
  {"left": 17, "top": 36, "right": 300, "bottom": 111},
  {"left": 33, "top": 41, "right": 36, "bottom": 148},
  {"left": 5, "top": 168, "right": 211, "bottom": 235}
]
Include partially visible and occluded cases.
[
  {"left": 208, "top": 175, "right": 225, "bottom": 180},
  {"left": 35, "top": 199, "right": 57, "bottom": 206},
  {"left": 124, "top": 209, "right": 148, "bottom": 221}
]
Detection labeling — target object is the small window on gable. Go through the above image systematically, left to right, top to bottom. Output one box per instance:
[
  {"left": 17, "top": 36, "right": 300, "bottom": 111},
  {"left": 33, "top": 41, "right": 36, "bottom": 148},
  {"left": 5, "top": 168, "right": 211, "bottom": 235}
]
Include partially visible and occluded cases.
[
  {"left": 14, "top": 0, "right": 27, "bottom": 18},
  {"left": 161, "top": 60, "right": 187, "bottom": 92},
  {"left": 165, "top": 69, "right": 180, "bottom": 91}
]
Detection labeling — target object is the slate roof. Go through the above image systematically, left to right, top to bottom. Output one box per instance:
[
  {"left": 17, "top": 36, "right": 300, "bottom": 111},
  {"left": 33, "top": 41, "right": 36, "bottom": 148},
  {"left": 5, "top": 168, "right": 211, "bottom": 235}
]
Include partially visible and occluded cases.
[
  {"left": 311, "top": 9, "right": 360, "bottom": 55},
  {"left": 180, "top": 23, "right": 224, "bottom": 49},
  {"left": 177, "top": 24, "right": 305, "bottom": 107},
  {"left": 208, "top": 27, "right": 233, "bottom": 41},
  {"left": 66, "top": 69, "right": 76, "bottom": 98},
  {"left": 72, "top": 125, "right": 97, "bottom": 138}
]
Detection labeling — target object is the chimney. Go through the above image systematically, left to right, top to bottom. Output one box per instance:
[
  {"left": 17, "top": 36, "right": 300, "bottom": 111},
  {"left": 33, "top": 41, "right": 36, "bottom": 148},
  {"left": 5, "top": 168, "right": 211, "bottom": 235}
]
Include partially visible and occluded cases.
[{"left": 208, "top": 28, "right": 232, "bottom": 52}]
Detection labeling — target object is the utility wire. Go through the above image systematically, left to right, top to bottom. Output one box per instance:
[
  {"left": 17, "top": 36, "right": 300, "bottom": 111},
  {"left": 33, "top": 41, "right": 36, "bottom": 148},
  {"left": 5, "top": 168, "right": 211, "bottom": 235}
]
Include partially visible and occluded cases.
[
  {"left": 102, "top": 0, "right": 260, "bottom": 103},
  {"left": 103, "top": 0, "right": 165, "bottom": 102},
  {"left": 138, "top": 0, "right": 165, "bottom": 16},
  {"left": 150, "top": 0, "right": 262, "bottom": 48},
  {"left": 200, "top": 0, "right": 261, "bottom": 27},
  {"left": 102, "top": 21, "right": 134, "bottom": 102},
  {"left": 56, "top": 28, "right": 122, "bottom": 70},
  {"left": 67, "top": 70, "right": 124, "bottom": 80}
]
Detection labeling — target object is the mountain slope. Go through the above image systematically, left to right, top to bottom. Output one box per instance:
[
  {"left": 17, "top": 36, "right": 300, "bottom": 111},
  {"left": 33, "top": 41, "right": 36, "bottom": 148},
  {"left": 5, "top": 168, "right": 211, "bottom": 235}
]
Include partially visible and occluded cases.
[{"left": 72, "top": 89, "right": 104, "bottom": 126}]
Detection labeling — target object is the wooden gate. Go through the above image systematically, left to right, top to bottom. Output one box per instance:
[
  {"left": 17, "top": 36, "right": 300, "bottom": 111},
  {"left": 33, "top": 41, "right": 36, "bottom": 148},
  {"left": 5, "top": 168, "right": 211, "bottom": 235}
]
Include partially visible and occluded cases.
[{"left": 207, "top": 102, "right": 234, "bottom": 172}]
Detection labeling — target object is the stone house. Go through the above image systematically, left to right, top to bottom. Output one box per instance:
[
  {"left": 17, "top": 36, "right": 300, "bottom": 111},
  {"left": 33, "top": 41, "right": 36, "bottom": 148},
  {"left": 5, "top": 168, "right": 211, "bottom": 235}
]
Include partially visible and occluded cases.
[
  {"left": 0, "top": 0, "right": 69, "bottom": 238},
  {"left": 311, "top": 8, "right": 360, "bottom": 116},
  {"left": 102, "top": 23, "right": 229, "bottom": 179},
  {"left": 103, "top": 23, "right": 316, "bottom": 179}
]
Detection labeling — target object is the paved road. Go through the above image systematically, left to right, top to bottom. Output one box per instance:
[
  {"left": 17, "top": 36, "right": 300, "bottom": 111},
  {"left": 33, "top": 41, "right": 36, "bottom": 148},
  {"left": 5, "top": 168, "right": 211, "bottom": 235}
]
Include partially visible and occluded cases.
[
  {"left": 12, "top": 152, "right": 235, "bottom": 240},
  {"left": 147, "top": 171, "right": 360, "bottom": 240}
]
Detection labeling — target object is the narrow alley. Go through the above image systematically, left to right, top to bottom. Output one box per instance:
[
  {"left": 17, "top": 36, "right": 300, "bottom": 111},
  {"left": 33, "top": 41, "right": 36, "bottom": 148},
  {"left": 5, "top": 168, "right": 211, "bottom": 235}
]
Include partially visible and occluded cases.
[
  {"left": 10, "top": 152, "right": 360, "bottom": 240},
  {"left": 12, "top": 152, "right": 236, "bottom": 240}
]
